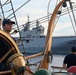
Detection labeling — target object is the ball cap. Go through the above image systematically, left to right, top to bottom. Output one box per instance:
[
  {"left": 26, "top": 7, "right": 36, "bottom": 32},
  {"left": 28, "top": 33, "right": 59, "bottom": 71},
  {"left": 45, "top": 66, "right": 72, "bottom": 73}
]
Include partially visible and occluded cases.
[
  {"left": 2, "top": 19, "right": 15, "bottom": 26},
  {"left": 71, "top": 47, "right": 76, "bottom": 52}
]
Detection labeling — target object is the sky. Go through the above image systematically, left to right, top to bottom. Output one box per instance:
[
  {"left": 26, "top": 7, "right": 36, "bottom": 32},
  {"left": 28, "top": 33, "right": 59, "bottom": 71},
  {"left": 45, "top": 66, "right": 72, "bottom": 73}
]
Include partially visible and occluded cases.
[{"left": 1, "top": 0, "right": 76, "bottom": 37}]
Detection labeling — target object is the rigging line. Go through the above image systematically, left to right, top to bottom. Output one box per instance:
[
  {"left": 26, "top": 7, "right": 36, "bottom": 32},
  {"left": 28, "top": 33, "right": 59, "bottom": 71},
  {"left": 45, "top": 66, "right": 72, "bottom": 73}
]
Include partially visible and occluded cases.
[
  {"left": 0, "top": 0, "right": 5, "bottom": 18},
  {"left": 1, "top": 0, "right": 9, "bottom": 6},
  {"left": 6, "top": 0, "right": 31, "bottom": 18},
  {"left": 10, "top": 0, "right": 26, "bottom": 54},
  {"left": 10, "top": 0, "right": 28, "bottom": 62},
  {"left": 47, "top": 0, "right": 51, "bottom": 21},
  {"left": 47, "top": 0, "right": 60, "bottom": 22},
  {"left": 55, "top": 0, "right": 59, "bottom": 8},
  {"left": 55, "top": 0, "right": 61, "bottom": 8},
  {"left": 50, "top": 1, "right": 76, "bottom": 17},
  {"left": 51, "top": 1, "right": 76, "bottom": 34},
  {"left": 69, "top": 1, "right": 76, "bottom": 30},
  {"left": 64, "top": 2, "right": 76, "bottom": 11},
  {"left": 12, "top": 3, "right": 76, "bottom": 30},
  {"left": 18, "top": 3, "right": 76, "bottom": 29},
  {"left": 48, "top": 3, "right": 76, "bottom": 18},
  {"left": 13, "top": 4, "right": 76, "bottom": 31},
  {"left": 53, "top": 4, "right": 63, "bottom": 32},
  {"left": 60, "top": 4, "right": 76, "bottom": 15},
  {"left": 14, "top": 5, "right": 76, "bottom": 30},
  {"left": 66, "top": 5, "right": 76, "bottom": 36},
  {"left": 15, "top": 7, "right": 76, "bottom": 30},
  {"left": 59, "top": 8, "right": 76, "bottom": 17},
  {"left": 13, "top": 14, "right": 51, "bottom": 29},
  {"left": 13, "top": 14, "right": 51, "bottom": 28},
  {"left": 27, "top": 14, "right": 52, "bottom": 24},
  {"left": 29, "top": 14, "right": 51, "bottom": 23},
  {"left": 30, "top": 15, "right": 50, "bottom": 24},
  {"left": 52, "top": 15, "right": 60, "bottom": 32},
  {"left": 13, "top": 17, "right": 50, "bottom": 31},
  {"left": 12, "top": 18, "right": 49, "bottom": 31}
]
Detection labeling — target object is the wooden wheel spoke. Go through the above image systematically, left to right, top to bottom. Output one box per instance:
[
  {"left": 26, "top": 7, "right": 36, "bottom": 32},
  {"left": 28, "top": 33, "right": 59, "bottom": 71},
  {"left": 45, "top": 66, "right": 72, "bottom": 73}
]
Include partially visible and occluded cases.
[{"left": 0, "top": 47, "right": 14, "bottom": 63}]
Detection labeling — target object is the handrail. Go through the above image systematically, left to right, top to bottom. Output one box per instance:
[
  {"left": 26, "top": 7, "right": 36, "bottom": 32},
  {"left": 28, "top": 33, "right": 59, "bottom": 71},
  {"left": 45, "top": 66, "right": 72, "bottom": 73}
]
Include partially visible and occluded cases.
[
  {"left": 24, "top": 52, "right": 44, "bottom": 60},
  {"left": 0, "top": 70, "right": 11, "bottom": 75}
]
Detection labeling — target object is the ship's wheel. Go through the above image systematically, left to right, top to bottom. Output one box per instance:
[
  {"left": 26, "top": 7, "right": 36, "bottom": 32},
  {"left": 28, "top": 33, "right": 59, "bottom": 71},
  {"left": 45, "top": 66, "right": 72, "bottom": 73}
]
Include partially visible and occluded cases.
[
  {"left": 0, "top": 29, "right": 20, "bottom": 62},
  {"left": 0, "top": 30, "right": 26, "bottom": 75}
]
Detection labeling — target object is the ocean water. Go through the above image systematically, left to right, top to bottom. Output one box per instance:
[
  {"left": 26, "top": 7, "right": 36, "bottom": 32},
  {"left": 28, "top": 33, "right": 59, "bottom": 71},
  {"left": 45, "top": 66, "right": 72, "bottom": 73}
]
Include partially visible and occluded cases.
[
  {"left": 24, "top": 54, "right": 66, "bottom": 72},
  {"left": 51, "top": 54, "right": 66, "bottom": 72},
  {"left": 51, "top": 54, "right": 65, "bottom": 66}
]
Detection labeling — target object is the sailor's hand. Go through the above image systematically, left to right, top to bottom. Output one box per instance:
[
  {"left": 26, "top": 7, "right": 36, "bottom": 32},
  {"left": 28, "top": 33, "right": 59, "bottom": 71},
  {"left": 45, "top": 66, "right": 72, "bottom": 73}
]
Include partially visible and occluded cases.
[{"left": 25, "top": 66, "right": 30, "bottom": 71}]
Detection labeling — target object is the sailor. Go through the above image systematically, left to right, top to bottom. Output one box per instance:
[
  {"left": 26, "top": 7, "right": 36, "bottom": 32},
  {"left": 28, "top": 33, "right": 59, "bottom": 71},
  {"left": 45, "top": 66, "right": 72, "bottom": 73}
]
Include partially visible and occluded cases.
[
  {"left": 1, "top": 18, "right": 32, "bottom": 75},
  {"left": 2, "top": 18, "right": 16, "bottom": 41},
  {"left": 0, "top": 19, "right": 15, "bottom": 75},
  {"left": 63, "top": 47, "right": 76, "bottom": 73}
]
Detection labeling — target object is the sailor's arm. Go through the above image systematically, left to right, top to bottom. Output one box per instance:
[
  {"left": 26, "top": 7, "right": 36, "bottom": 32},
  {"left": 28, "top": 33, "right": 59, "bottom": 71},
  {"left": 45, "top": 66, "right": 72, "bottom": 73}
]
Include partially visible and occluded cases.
[{"left": 63, "top": 63, "right": 67, "bottom": 70}]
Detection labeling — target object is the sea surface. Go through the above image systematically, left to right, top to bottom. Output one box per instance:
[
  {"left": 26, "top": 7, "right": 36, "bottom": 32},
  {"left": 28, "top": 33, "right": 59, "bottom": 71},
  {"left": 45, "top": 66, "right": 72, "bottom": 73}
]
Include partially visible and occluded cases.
[{"left": 24, "top": 53, "right": 67, "bottom": 73}]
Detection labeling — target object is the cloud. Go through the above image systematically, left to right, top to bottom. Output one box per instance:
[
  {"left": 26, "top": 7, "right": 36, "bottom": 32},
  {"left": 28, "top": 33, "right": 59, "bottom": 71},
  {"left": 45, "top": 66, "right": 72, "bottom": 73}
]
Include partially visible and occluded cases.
[{"left": 54, "top": 23, "right": 72, "bottom": 31}]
